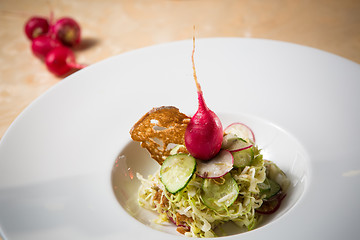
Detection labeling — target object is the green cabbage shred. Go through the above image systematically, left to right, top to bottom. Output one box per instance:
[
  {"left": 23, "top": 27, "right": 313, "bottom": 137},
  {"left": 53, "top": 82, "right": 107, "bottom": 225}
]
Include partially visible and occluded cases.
[{"left": 137, "top": 144, "right": 286, "bottom": 238}]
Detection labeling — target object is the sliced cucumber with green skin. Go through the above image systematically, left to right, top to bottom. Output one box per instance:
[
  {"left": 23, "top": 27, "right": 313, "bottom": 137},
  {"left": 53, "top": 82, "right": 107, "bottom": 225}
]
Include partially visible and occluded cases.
[
  {"left": 222, "top": 135, "right": 252, "bottom": 152},
  {"left": 232, "top": 147, "right": 254, "bottom": 168},
  {"left": 250, "top": 149, "right": 263, "bottom": 167},
  {"left": 160, "top": 154, "right": 196, "bottom": 194},
  {"left": 264, "top": 160, "right": 290, "bottom": 192},
  {"left": 201, "top": 173, "right": 239, "bottom": 212},
  {"left": 257, "top": 178, "right": 271, "bottom": 191},
  {"left": 258, "top": 178, "right": 281, "bottom": 200}
]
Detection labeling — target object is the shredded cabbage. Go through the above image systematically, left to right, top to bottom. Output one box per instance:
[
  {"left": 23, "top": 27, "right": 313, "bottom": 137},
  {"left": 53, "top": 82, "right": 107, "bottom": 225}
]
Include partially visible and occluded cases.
[{"left": 137, "top": 144, "right": 286, "bottom": 238}]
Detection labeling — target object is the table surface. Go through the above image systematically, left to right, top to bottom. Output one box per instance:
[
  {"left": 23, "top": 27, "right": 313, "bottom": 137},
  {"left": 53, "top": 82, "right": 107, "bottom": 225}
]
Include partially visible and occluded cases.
[{"left": 0, "top": 0, "right": 360, "bottom": 140}]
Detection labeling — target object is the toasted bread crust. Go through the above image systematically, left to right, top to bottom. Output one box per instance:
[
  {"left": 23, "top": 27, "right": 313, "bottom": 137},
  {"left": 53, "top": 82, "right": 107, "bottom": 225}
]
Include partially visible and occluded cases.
[{"left": 130, "top": 106, "right": 190, "bottom": 165}]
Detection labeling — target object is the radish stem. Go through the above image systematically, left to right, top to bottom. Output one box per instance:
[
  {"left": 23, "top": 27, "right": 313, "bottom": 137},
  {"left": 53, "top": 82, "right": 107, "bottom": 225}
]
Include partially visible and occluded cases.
[{"left": 192, "top": 27, "right": 202, "bottom": 95}]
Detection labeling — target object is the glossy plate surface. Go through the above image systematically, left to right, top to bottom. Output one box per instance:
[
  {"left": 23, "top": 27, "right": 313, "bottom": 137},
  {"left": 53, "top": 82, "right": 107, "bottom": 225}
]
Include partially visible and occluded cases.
[{"left": 0, "top": 38, "right": 359, "bottom": 239}]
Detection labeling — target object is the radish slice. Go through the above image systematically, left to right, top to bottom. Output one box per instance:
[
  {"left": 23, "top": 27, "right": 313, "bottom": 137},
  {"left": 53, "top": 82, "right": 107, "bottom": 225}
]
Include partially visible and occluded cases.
[
  {"left": 224, "top": 122, "right": 255, "bottom": 143},
  {"left": 222, "top": 134, "right": 253, "bottom": 152},
  {"left": 196, "top": 150, "right": 233, "bottom": 178},
  {"left": 256, "top": 193, "right": 286, "bottom": 215}
]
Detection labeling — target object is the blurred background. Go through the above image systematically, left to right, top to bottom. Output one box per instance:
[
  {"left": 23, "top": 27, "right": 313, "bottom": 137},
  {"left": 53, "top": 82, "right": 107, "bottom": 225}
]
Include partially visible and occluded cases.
[{"left": 0, "top": 0, "right": 359, "bottom": 139}]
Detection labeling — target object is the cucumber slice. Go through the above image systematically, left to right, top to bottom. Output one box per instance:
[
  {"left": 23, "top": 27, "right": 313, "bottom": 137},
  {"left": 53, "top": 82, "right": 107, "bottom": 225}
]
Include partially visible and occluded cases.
[
  {"left": 222, "top": 135, "right": 252, "bottom": 152},
  {"left": 232, "top": 147, "right": 254, "bottom": 168},
  {"left": 250, "top": 148, "right": 263, "bottom": 167},
  {"left": 160, "top": 154, "right": 196, "bottom": 194},
  {"left": 264, "top": 160, "right": 290, "bottom": 192},
  {"left": 201, "top": 173, "right": 239, "bottom": 212},
  {"left": 257, "top": 178, "right": 271, "bottom": 191},
  {"left": 258, "top": 178, "right": 281, "bottom": 200}
]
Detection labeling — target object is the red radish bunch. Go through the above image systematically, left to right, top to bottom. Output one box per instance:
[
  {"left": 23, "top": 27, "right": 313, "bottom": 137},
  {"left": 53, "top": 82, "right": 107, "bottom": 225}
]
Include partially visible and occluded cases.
[{"left": 24, "top": 15, "right": 85, "bottom": 77}]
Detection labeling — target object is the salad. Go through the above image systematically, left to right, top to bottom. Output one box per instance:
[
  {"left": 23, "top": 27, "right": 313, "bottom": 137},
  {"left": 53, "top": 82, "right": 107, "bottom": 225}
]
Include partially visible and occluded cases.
[
  {"left": 129, "top": 36, "right": 290, "bottom": 237},
  {"left": 133, "top": 119, "right": 290, "bottom": 237}
]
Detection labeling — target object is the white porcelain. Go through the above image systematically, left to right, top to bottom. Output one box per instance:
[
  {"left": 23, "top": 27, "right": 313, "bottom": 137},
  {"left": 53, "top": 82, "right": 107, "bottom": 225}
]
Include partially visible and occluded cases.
[{"left": 1, "top": 38, "right": 360, "bottom": 240}]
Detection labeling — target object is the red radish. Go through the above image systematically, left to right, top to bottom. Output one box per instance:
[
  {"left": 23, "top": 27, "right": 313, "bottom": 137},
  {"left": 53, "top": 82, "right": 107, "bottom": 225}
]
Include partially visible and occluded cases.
[
  {"left": 24, "top": 16, "right": 50, "bottom": 40},
  {"left": 51, "top": 17, "right": 81, "bottom": 47},
  {"left": 31, "top": 35, "right": 62, "bottom": 59},
  {"left": 184, "top": 35, "right": 223, "bottom": 161},
  {"left": 45, "top": 46, "right": 85, "bottom": 76},
  {"left": 224, "top": 122, "right": 255, "bottom": 143},
  {"left": 222, "top": 134, "right": 253, "bottom": 152},
  {"left": 196, "top": 150, "right": 233, "bottom": 178}
]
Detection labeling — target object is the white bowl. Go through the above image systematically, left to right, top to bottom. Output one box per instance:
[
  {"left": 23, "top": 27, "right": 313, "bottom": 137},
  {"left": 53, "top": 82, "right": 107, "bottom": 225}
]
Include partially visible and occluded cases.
[{"left": 1, "top": 38, "right": 359, "bottom": 240}]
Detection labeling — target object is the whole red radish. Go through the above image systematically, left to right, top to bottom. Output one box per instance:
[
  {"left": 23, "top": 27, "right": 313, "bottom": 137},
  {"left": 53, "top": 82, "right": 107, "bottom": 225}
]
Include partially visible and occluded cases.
[
  {"left": 24, "top": 16, "right": 50, "bottom": 40},
  {"left": 51, "top": 17, "right": 81, "bottom": 47},
  {"left": 31, "top": 35, "right": 62, "bottom": 60},
  {"left": 184, "top": 36, "right": 223, "bottom": 161},
  {"left": 45, "top": 46, "right": 84, "bottom": 76}
]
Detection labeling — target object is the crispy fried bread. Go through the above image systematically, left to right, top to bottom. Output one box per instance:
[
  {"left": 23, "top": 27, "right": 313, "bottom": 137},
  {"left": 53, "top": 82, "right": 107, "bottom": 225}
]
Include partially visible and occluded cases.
[{"left": 130, "top": 106, "right": 190, "bottom": 165}]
